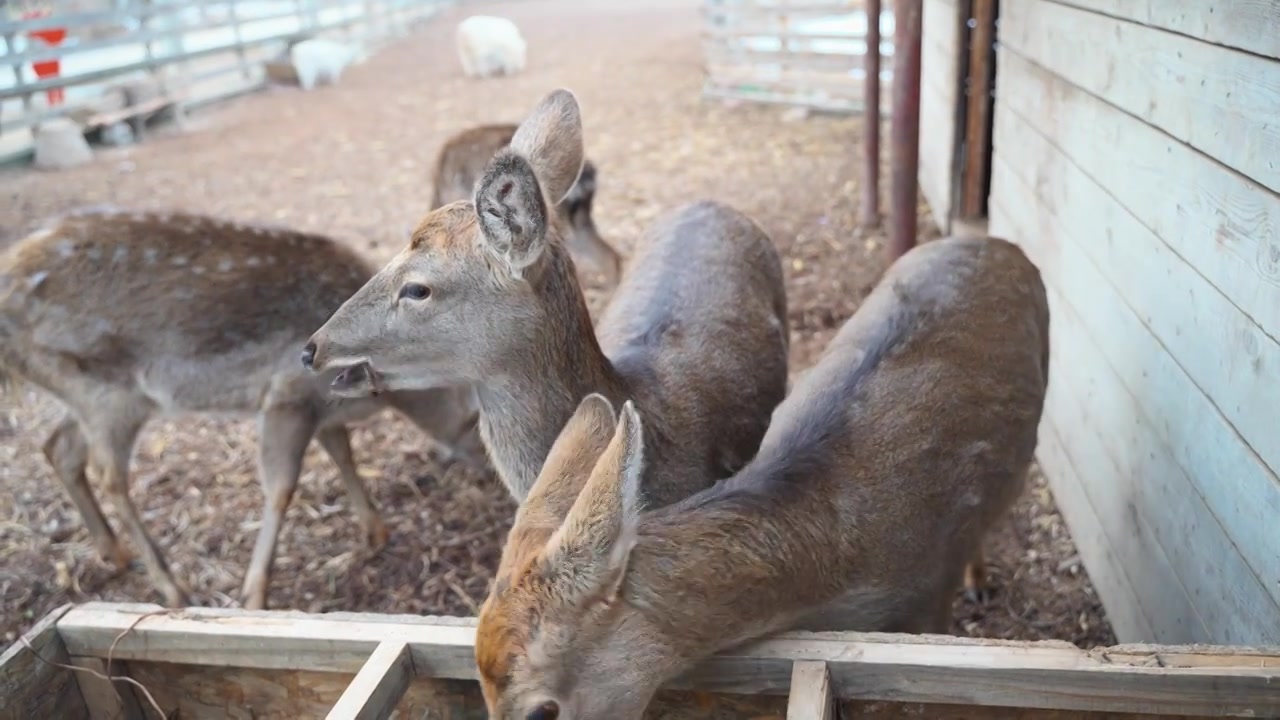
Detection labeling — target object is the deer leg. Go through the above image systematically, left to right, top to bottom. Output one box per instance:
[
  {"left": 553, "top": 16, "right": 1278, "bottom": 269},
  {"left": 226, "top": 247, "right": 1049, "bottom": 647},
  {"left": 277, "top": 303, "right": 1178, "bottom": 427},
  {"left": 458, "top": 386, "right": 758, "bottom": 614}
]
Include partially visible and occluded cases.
[
  {"left": 84, "top": 402, "right": 186, "bottom": 607},
  {"left": 241, "top": 404, "right": 315, "bottom": 610},
  {"left": 43, "top": 414, "right": 132, "bottom": 570},
  {"left": 316, "top": 425, "right": 388, "bottom": 549},
  {"left": 963, "top": 545, "right": 991, "bottom": 605}
]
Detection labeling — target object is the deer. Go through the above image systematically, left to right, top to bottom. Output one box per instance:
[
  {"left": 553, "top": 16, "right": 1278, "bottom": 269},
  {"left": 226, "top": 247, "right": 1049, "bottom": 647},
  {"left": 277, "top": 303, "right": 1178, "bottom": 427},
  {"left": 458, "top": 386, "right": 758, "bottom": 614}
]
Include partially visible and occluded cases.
[
  {"left": 303, "top": 88, "right": 790, "bottom": 515},
  {"left": 431, "top": 123, "right": 622, "bottom": 287},
  {"left": 0, "top": 207, "right": 485, "bottom": 610},
  {"left": 473, "top": 234, "right": 1051, "bottom": 719}
]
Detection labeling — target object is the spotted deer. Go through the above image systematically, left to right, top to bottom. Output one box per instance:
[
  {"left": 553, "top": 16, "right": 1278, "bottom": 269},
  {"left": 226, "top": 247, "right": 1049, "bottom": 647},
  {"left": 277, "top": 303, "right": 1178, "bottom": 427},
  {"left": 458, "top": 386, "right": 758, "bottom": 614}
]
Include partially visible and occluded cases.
[
  {"left": 304, "top": 88, "right": 789, "bottom": 513},
  {"left": 431, "top": 123, "right": 622, "bottom": 286},
  {"left": 0, "top": 208, "right": 483, "bottom": 610},
  {"left": 474, "top": 235, "right": 1051, "bottom": 719}
]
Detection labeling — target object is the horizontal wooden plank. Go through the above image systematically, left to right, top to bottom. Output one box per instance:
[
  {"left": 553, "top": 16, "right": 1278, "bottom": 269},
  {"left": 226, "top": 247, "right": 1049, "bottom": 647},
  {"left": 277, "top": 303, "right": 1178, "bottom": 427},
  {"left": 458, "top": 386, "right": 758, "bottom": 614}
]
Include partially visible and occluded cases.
[
  {"left": 1001, "top": 0, "right": 1280, "bottom": 193},
  {"left": 1052, "top": 0, "right": 1280, "bottom": 60},
  {"left": 989, "top": 47, "right": 1280, "bottom": 345},
  {"left": 993, "top": 49, "right": 1280, "bottom": 609},
  {"left": 701, "top": 84, "right": 886, "bottom": 116},
  {"left": 988, "top": 150, "right": 1280, "bottom": 644},
  {"left": 1029, "top": 417, "right": 1158, "bottom": 642},
  {"left": 55, "top": 603, "right": 1280, "bottom": 716},
  {"left": 0, "top": 604, "right": 88, "bottom": 720},
  {"left": 326, "top": 642, "right": 412, "bottom": 720},
  {"left": 787, "top": 661, "right": 833, "bottom": 720},
  {"left": 125, "top": 662, "right": 484, "bottom": 720}
]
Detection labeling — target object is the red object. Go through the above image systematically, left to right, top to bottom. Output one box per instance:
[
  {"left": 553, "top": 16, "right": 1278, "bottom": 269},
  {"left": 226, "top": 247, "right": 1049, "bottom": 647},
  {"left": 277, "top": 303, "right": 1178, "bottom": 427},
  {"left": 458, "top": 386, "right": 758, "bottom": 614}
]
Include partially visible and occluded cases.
[{"left": 23, "top": 10, "right": 66, "bottom": 105}]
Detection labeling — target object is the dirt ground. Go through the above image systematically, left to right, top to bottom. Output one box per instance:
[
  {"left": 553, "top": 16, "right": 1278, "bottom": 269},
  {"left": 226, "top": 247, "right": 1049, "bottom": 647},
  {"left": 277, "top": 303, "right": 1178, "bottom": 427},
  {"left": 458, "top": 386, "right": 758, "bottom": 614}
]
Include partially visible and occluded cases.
[{"left": 0, "top": 0, "right": 1114, "bottom": 648}]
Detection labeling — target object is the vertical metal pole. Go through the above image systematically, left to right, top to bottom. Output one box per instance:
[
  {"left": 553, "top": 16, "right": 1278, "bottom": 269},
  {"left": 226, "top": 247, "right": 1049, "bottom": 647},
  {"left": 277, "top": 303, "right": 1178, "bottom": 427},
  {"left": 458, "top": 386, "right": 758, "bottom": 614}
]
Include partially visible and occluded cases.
[
  {"left": 861, "top": 0, "right": 882, "bottom": 228},
  {"left": 888, "top": 0, "right": 922, "bottom": 261}
]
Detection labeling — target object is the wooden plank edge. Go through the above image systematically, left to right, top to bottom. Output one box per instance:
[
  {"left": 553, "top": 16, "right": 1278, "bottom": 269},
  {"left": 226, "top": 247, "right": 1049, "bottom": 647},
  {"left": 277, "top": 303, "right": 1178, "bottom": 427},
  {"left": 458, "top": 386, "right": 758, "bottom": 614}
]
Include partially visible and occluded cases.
[
  {"left": 54, "top": 603, "right": 1280, "bottom": 716},
  {"left": 0, "top": 604, "right": 91, "bottom": 720},
  {"left": 325, "top": 641, "right": 413, "bottom": 720},
  {"left": 787, "top": 660, "right": 833, "bottom": 720}
]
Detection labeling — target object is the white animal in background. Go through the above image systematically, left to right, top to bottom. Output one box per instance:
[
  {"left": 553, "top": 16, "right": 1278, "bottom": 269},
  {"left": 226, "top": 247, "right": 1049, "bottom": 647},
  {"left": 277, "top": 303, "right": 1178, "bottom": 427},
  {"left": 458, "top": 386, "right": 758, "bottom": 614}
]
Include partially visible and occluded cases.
[
  {"left": 455, "top": 15, "right": 527, "bottom": 78},
  {"left": 289, "top": 38, "right": 363, "bottom": 91}
]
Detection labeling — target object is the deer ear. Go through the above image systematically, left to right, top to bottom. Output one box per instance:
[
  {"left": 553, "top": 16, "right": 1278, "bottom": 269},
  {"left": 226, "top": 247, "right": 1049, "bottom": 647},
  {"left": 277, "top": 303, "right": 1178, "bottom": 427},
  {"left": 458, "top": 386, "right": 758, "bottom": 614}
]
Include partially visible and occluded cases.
[
  {"left": 509, "top": 89, "right": 585, "bottom": 208},
  {"left": 475, "top": 151, "right": 549, "bottom": 279},
  {"left": 493, "top": 394, "right": 617, "bottom": 582},
  {"left": 518, "top": 394, "right": 617, "bottom": 527},
  {"left": 543, "top": 400, "right": 645, "bottom": 602}
]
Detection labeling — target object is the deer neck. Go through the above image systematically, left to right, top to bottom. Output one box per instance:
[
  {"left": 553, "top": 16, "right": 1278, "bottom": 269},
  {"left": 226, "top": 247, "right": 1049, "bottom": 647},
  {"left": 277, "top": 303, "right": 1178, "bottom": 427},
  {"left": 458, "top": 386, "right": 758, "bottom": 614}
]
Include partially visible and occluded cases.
[{"left": 476, "top": 249, "right": 628, "bottom": 501}]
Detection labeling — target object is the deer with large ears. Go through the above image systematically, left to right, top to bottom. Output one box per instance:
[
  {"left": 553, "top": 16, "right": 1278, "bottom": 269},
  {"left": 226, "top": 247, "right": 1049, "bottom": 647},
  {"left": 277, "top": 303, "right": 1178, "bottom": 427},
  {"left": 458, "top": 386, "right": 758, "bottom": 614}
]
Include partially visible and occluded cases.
[
  {"left": 304, "top": 89, "right": 790, "bottom": 509},
  {"left": 431, "top": 123, "right": 622, "bottom": 286},
  {"left": 475, "top": 235, "right": 1051, "bottom": 720}
]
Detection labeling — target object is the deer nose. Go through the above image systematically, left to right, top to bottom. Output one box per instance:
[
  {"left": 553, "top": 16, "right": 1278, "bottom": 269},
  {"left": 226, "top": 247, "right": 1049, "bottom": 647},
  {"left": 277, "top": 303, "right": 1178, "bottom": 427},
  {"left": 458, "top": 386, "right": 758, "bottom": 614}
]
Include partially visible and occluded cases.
[{"left": 301, "top": 341, "right": 318, "bottom": 370}]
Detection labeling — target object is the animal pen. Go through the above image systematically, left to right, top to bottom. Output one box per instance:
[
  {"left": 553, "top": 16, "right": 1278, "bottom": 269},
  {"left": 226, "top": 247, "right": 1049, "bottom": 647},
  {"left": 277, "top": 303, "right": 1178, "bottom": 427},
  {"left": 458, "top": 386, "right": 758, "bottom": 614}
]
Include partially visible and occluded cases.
[
  {"left": 4, "top": 0, "right": 1280, "bottom": 718},
  {"left": 3, "top": 602, "right": 1280, "bottom": 718}
]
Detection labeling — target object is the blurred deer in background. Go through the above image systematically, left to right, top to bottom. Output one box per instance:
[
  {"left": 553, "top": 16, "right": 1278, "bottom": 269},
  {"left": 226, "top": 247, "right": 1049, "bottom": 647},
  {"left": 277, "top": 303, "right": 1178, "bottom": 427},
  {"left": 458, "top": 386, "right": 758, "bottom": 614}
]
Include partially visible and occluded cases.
[
  {"left": 305, "top": 88, "right": 789, "bottom": 514},
  {"left": 431, "top": 122, "right": 622, "bottom": 287},
  {"left": 0, "top": 208, "right": 483, "bottom": 609},
  {"left": 474, "top": 234, "right": 1050, "bottom": 719}
]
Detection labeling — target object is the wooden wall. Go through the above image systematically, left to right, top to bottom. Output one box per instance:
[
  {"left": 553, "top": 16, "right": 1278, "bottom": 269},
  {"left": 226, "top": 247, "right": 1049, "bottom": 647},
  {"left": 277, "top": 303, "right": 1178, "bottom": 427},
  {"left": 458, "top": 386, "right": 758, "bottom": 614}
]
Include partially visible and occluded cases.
[
  {"left": 917, "top": 0, "right": 963, "bottom": 234},
  {"left": 987, "top": 0, "right": 1280, "bottom": 644}
]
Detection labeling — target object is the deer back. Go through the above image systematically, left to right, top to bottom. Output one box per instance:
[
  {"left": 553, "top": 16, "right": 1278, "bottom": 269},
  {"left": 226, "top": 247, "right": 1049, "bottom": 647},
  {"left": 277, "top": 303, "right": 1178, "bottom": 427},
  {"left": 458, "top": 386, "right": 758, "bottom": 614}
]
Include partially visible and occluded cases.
[
  {"left": 597, "top": 199, "right": 789, "bottom": 507},
  {"left": 1, "top": 208, "right": 376, "bottom": 412},
  {"left": 672, "top": 233, "right": 1050, "bottom": 628}
]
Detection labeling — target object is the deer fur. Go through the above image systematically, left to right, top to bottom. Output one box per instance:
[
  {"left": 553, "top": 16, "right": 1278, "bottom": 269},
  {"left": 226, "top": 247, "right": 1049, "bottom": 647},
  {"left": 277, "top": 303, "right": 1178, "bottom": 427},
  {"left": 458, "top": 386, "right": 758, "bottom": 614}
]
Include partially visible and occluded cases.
[
  {"left": 455, "top": 15, "right": 527, "bottom": 79},
  {"left": 305, "top": 88, "right": 789, "bottom": 511},
  {"left": 431, "top": 123, "right": 622, "bottom": 286},
  {"left": 0, "top": 208, "right": 483, "bottom": 610},
  {"left": 474, "top": 234, "right": 1050, "bottom": 720}
]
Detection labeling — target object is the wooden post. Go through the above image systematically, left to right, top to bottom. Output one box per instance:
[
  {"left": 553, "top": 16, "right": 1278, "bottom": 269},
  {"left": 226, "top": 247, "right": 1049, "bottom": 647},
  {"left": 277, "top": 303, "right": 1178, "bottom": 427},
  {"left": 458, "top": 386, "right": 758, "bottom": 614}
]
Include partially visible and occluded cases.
[
  {"left": 861, "top": 0, "right": 882, "bottom": 228},
  {"left": 888, "top": 0, "right": 923, "bottom": 261},
  {"left": 326, "top": 641, "right": 412, "bottom": 720},
  {"left": 786, "top": 661, "right": 834, "bottom": 720}
]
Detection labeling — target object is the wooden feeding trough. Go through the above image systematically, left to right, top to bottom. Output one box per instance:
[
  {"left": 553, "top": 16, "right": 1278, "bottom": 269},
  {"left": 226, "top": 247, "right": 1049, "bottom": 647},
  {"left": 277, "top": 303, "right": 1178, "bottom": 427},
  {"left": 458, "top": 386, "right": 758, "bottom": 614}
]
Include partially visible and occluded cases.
[{"left": 4, "top": 603, "right": 1279, "bottom": 719}]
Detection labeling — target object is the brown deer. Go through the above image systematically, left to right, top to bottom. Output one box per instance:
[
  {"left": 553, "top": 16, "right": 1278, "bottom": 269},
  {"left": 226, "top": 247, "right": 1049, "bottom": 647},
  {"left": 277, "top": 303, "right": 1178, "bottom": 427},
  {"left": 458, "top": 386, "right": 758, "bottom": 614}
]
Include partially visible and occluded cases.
[
  {"left": 304, "top": 88, "right": 789, "bottom": 512},
  {"left": 431, "top": 122, "right": 622, "bottom": 286},
  {"left": 0, "top": 208, "right": 484, "bottom": 610},
  {"left": 474, "top": 234, "right": 1050, "bottom": 719}
]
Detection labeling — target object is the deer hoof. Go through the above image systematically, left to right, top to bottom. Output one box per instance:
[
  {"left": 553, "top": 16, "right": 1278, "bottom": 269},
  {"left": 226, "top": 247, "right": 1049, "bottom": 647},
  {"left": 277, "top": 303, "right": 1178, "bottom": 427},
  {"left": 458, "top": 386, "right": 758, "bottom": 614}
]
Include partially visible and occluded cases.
[
  {"left": 367, "top": 520, "right": 390, "bottom": 550},
  {"left": 103, "top": 543, "right": 135, "bottom": 572},
  {"left": 963, "top": 584, "right": 992, "bottom": 605}
]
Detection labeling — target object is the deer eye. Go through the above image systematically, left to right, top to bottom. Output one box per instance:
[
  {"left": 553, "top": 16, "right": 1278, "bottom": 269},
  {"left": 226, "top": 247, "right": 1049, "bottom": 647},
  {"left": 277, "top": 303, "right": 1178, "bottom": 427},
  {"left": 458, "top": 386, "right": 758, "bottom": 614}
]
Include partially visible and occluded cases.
[
  {"left": 398, "top": 283, "right": 431, "bottom": 301},
  {"left": 525, "top": 700, "right": 559, "bottom": 720}
]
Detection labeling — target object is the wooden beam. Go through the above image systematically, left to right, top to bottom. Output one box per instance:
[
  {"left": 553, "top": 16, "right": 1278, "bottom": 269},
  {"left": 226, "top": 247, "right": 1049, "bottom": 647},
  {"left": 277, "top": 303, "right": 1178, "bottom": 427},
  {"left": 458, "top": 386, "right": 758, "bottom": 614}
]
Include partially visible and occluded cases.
[
  {"left": 861, "top": 0, "right": 882, "bottom": 227},
  {"left": 888, "top": 0, "right": 923, "bottom": 260},
  {"left": 54, "top": 603, "right": 1280, "bottom": 717},
  {"left": 0, "top": 604, "right": 91, "bottom": 719},
  {"left": 326, "top": 641, "right": 413, "bottom": 720},
  {"left": 69, "top": 655, "right": 146, "bottom": 720},
  {"left": 786, "top": 661, "right": 833, "bottom": 720}
]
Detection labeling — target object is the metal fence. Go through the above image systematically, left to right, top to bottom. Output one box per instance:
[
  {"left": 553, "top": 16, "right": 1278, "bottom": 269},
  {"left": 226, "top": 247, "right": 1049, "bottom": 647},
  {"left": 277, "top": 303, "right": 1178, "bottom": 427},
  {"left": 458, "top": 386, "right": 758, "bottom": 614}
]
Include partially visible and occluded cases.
[
  {"left": 1, "top": 0, "right": 453, "bottom": 159},
  {"left": 701, "top": 0, "right": 894, "bottom": 114}
]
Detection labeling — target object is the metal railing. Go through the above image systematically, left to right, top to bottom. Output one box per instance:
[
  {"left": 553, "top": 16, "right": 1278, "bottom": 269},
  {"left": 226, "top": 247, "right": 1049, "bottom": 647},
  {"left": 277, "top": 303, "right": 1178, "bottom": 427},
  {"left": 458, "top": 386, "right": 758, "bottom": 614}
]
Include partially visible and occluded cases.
[{"left": 1, "top": 0, "right": 454, "bottom": 159}]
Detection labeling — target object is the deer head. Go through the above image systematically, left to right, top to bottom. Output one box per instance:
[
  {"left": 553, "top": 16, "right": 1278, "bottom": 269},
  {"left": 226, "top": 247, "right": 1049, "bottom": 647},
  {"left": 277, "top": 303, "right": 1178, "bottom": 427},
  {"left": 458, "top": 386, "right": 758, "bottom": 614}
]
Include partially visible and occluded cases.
[
  {"left": 303, "top": 89, "right": 587, "bottom": 396},
  {"left": 475, "top": 394, "right": 670, "bottom": 720}
]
